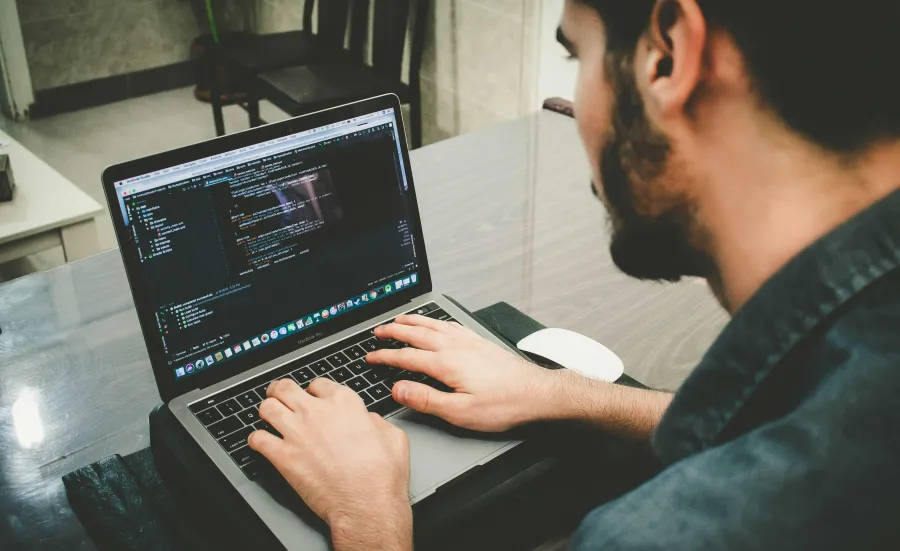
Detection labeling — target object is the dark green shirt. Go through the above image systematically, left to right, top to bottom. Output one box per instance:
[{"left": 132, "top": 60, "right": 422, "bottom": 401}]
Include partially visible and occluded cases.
[{"left": 572, "top": 190, "right": 900, "bottom": 550}]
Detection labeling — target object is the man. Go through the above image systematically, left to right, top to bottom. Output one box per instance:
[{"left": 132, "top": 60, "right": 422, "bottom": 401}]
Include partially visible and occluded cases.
[{"left": 248, "top": 0, "right": 900, "bottom": 549}]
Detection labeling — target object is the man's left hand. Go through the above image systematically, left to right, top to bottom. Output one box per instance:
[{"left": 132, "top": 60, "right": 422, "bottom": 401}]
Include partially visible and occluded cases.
[{"left": 250, "top": 377, "right": 412, "bottom": 551}]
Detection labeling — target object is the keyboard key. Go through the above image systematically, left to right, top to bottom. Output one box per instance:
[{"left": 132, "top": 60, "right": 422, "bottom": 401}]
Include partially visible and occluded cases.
[
  {"left": 412, "top": 303, "right": 437, "bottom": 316},
  {"left": 427, "top": 309, "right": 452, "bottom": 321},
  {"left": 447, "top": 318, "right": 459, "bottom": 324},
  {"left": 360, "top": 339, "right": 378, "bottom": 352},
  {"left": 371, "top": 339, "right": 396, "bottom": 351},
  {"left": 343, "top": 345, "right": 366, "bottom": 360},
  {"left": 327, "top": 352, "right": 349, "bottom": 367},
  {"left": 309, "top": 360, "right": 331, "bottom": 375},
  {"left": 347, "top": 360, "right": 370, "bottom": 375},
  {"left": 330, "top": 366, "right": 353, "bottom": 383},
  {"left": 363, "top": 366, "right": 390, "bottom": 385},
  {"left": 291, "top": 367, "right": 315, "bottom": 385},
  {"left": 383, "top": 367, "right": 408, "bottom": 383},
  {"left": 393, "top": 370, "right": 426, "bottom": 382},
  {"left": 346, "top": 376, "right": 370, "bottom": 393},
  {"left": 421, "top": 377, "right": 454, "bottom": 393},
  {"left": 367, "top": 383, "right": 391, "bottom": 401},
  {"left": 255, "top": 384, "right": 270, "bottom": 400},
  {"left": 236, "top": 391, "right": 261, "bottom": 408},
  {"left": 360, "top": 391, "right": 375, "bottom": 406},
  {"left": 190, "top": 395, "right": 227, "bottom": 413},
  {"left": 368, "top": 397, "right": 403, "bottom": 417},
  {"left": 216, "top": 399, "right": 241, "bottom": 417},
  {"left": 197, "top": 407, "right": 223, "bottom": 426},
  {"left": 238, "top": 407, "right": 259, "bottom": 425},
  {"left": 208, "top": 415, "right": 242, "bottom": 438},
  {"left": 253, "top": 420, "right": 282, "bottom": 439},
  {"left": 219, "top": 427, "right": 253, "bottom": 452},
  {"left": 231, "top": 445, "right": 260, "bottom": 467},
  {"left": 242, "top": 461, "right": 272, "bottom": 481}
]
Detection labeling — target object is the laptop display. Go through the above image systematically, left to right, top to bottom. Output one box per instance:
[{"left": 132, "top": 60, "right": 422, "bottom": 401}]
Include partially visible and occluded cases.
[{"left": 107, "top": 102, "right": 425, "bottom": 391}]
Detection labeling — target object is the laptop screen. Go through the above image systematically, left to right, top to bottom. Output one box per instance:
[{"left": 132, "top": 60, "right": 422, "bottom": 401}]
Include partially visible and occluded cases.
[{"left": 111, "top": 106, "right": 421, "bottom": 383}]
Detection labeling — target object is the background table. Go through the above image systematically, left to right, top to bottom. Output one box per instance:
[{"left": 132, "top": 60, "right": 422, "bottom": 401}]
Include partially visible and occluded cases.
[
  {"left": 0, "top": 111, "right": 729, "bottom": 549},
  {"left": 0, "top": 128, "right": 102, "bottom": 266}
]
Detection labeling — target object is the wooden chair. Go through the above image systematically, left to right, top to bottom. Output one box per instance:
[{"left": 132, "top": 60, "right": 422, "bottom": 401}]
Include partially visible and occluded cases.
[
  {"left": 208, "top": 0, "right": 356, "bottom": 136},
  {"left": 252, "top": 0, "right": 429, "bottom": 148}
]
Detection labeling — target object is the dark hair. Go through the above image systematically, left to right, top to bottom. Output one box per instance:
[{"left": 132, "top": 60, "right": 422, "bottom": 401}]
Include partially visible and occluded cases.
[{"left": 582, "top": 0, "right": 900, "bottom": 153}]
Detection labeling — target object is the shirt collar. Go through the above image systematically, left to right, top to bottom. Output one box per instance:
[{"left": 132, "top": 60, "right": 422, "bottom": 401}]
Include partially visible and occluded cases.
[{"left": 652, "top": 189, "right": 900, "bottom": 465}]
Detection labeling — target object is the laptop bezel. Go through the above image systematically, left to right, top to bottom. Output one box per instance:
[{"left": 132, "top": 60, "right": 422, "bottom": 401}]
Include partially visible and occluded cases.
[{"left": 102, "top": 94, "right": 433, "bottom": 404}]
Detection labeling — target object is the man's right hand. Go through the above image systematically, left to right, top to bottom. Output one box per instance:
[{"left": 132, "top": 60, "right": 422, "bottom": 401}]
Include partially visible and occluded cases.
[
  {"left": 366, "top": 314, "right": 559, "bottom": 432},
  {"left": 367, "top": 314, "right": 673, "bottom": 439}
]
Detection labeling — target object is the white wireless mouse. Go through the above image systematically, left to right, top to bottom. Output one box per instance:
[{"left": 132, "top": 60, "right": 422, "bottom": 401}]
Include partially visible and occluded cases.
[{"left": 517, "top": 328, "right": 624, "bottom": 382}]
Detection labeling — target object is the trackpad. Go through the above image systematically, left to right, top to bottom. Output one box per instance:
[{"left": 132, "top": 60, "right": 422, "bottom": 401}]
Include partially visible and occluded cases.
[{"left": 389, "top": 409, "right": 518, "bottom": 499}]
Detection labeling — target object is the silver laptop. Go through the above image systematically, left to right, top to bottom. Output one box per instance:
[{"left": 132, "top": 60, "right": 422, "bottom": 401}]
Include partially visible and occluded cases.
[{"left": 102, "top": 94, "right": 520, "bottom": 549}]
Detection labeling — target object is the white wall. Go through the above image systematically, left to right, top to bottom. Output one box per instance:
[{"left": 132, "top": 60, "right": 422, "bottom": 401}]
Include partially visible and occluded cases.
[
  {"left": 536, "top": 0, "right": 577, "bottom": 105},
  {"left": 0, "top": 1, "right": 34, "bottom": 120}
]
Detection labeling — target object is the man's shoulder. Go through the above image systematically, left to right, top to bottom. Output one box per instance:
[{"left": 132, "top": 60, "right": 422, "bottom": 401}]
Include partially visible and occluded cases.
[{"left": 812, "top": 265, "right": 900, "bottom": 387}]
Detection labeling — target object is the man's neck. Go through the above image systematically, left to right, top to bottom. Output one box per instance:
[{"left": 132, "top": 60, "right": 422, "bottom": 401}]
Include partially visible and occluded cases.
[{"left": 700, "top": 131, "right": 900, "bottom": 314}]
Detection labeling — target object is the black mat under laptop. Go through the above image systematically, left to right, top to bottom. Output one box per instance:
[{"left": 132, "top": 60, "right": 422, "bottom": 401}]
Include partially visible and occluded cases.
[{"left": 63, "top": 301, "right": 656, "bottom": 551}]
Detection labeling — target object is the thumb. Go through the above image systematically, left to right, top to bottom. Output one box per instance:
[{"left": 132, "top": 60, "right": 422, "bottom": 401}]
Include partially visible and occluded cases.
[{"left": 393, "top": 381, "right": 459, "bottom": 418}]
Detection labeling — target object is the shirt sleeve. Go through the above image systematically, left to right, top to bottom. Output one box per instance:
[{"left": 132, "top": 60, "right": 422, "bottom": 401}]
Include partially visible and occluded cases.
[{"left": 568, "top": 353, "right": 900, "bottom": 551}]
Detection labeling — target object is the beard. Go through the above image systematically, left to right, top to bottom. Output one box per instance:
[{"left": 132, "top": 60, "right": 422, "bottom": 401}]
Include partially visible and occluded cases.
[{"left": 597, "top": 59, "right": 713, "bottom": 282}]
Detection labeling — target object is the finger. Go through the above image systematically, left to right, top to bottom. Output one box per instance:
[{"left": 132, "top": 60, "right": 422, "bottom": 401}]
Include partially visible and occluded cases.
[
  {"left": 392, "top": 314, "right": 454, "bottom": 332},
  {"left": 374, "top": 323, "right": 445, "bottom": 350},
  {"left": 366, "top": 348, "right": 447, "bottom": 378},
  {"left": 306, "top": 376, "right": 344, "bottom": 398},
  {"left": 266, "top": 378, "right": 309, "bottom": 411},
  {"left": 393, "top": 381, "right": 464, "bottom": 419},
  {"left": 258, "top": 397, "right": 295, "bottom": 435},
  {"left": 248, "top": 429, "right": 285, "bottom": 462}
]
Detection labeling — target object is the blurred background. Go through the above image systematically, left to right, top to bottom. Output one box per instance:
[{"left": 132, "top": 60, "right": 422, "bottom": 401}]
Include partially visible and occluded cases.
[{"left": 0, "top": 0, "right": 577, "bottom": 281}]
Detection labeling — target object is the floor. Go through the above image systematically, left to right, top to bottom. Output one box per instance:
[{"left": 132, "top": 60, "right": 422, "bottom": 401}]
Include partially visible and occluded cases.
[{"left": 0, "top": 87, "right": 291, "bottom": 280}]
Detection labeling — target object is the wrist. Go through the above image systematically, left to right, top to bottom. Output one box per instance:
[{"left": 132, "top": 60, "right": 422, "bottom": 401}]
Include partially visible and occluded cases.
[
  {"left": 516, "top": 365, "right": 581, "bottom": 425},
  {"left": 532, "top": 367, "right": 587, "bottom": 422},
  {"left": 530, "top": 368, "right": 673, "bottom": 439},
  {"left": 329, "top": 501, "right": 412, "bottom": 551}
]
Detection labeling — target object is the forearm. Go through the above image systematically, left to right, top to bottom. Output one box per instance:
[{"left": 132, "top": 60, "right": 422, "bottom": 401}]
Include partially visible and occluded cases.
[
  {"left": 534, "top": 369, "right": 673, "bottom": 440},
  {"left": 330, "top": 505, "right": 413, "bottom": 551}
]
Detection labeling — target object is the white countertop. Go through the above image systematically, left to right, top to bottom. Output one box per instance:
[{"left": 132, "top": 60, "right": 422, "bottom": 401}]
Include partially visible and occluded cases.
[{"left": 0, "top": 128, "right": 102, "bottom": 245}]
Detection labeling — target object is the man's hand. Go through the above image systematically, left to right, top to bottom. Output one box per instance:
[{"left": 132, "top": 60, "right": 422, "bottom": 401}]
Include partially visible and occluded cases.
[
  {"left": 367, "top": 314, "right": 561, "bottom": 432},
  {"left": 368, "top": 315, "right": 673, "bottom": 439},
  {"left": 249, "top": 378, "right": 412, "bottom": 551}
]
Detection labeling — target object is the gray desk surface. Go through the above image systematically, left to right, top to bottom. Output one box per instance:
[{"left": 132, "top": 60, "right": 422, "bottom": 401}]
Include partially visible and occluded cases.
[{"left": 0, "top": 111, "right": 728, "bottom": 549}]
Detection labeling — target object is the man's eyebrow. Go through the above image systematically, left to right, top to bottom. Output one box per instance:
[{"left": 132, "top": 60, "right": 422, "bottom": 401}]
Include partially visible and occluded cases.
[{"left": 557, "top": 27, "right": 576, "bottom": 55}]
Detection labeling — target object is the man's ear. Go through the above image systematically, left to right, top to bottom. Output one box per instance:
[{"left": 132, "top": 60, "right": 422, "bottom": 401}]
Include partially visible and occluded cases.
[{"left": 641, "top": 0, "right": 707, "bottom": 116}]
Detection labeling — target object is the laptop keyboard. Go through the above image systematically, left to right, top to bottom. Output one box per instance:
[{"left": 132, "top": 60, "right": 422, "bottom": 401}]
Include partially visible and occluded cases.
[{"left": 188, "top": 302, "right": 456, "bottom": 480}]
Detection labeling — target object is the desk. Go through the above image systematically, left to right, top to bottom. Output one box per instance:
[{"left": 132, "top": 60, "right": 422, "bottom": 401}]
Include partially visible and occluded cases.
[
  {"left": 0, "top": 111, "right": 729, "bottom": 549},
  {"left": 0, "top": 129, "right": 103, "bottom": 265}
]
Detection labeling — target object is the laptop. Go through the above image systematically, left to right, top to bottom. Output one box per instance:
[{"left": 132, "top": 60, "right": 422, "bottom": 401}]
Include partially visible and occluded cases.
[{"left": 102, "top": 94, "right": 520, "bottom": 549}]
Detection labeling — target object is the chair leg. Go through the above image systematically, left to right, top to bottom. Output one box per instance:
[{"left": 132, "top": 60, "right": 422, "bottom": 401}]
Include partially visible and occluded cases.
[
  {"left": 208, "top": 51, "right": 226, "bottom": 136},
  {"left": 247, "top": 96, "right": 261, "bottom": 128},
  {"left": 410, "top": 97, "right": 423, "bottom": 149},
  {"left": 212, "top": 99, "right": 226, "bottom": 137}
]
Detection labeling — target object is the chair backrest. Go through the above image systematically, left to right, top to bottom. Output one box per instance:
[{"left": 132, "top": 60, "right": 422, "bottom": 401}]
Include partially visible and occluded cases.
[
  {"left": 303, "top": 0, "right": 428, "bottom": 86},
  {"left": 315, "top": 0, "right": 353, "bottom": 53},
  {"left": 346, "top": 0, "right": 429, "bottom": 85}
]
